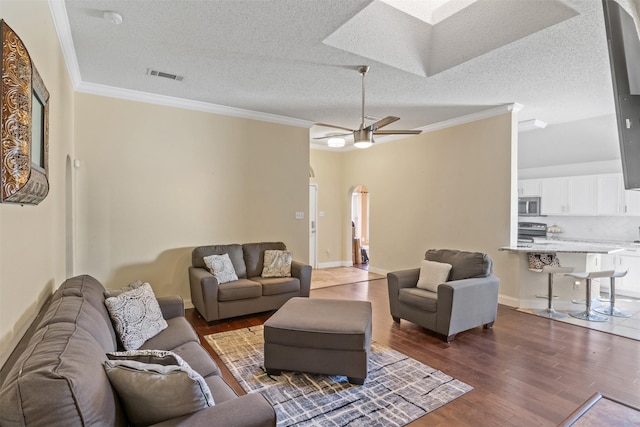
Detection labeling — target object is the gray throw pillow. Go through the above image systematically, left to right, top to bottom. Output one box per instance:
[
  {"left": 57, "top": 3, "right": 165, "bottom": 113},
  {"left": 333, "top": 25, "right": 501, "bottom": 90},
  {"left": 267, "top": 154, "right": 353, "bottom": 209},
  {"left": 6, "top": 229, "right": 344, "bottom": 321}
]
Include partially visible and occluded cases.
[
  {"left": 103, "top": 279, "right": 144, "bottom": 298},
  {"left": 104, "top": 283, "right": 168, "bottom": 350},
  {"left": 104, "top": 359, "right": 214, "bottom": 426}
]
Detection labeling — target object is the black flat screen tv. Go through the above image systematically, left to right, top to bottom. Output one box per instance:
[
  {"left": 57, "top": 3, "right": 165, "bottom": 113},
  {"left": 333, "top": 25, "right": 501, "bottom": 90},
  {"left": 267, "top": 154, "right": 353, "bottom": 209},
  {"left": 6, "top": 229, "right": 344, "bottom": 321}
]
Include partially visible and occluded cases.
[{"left": 603, "top": 0, "right": 640, "bottom": 190}]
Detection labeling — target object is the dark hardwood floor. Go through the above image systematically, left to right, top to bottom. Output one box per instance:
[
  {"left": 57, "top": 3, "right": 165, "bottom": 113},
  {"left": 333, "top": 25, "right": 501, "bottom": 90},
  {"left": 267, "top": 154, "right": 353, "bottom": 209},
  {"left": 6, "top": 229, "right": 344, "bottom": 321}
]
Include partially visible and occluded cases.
[{"left": 186, "top": 279, "right": 640, "bottom": 426}]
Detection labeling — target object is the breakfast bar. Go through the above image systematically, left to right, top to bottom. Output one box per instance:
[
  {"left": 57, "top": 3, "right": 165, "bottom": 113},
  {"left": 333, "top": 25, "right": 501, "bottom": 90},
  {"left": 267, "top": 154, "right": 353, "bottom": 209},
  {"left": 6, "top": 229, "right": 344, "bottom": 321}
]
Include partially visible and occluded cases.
[{"left": 500, "top": 241, "right": 624, "bottom": 310}]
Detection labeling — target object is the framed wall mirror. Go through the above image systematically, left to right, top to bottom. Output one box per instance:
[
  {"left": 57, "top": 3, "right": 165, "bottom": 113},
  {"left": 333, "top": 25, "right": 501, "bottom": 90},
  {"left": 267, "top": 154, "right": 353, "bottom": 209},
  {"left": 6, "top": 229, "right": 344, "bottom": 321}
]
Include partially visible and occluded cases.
[{"left": 0, "top": 20, "right": 50, "bottom": 205}]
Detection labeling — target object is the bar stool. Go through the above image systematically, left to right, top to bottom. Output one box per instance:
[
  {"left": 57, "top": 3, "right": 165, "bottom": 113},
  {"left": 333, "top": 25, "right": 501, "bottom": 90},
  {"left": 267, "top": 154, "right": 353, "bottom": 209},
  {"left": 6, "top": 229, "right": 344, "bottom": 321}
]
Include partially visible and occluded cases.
[
  {"left": 535, "top": 266, "right": 574, "bottom": 319},
  {"left": 565, "top": 270, "right": 616, "bottom": 322},
  {"left": 594, "top": 270, "right": 631, "bottom": 317}
]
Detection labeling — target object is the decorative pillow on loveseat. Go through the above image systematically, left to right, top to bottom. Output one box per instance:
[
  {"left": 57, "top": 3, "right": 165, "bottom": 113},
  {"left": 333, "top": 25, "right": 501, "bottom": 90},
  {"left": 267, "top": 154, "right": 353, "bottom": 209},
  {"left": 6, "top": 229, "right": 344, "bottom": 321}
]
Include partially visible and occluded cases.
[
  {"left": 262, "top": 249, "right": 292, "bottom": 278},
  {"left": 203, "top": 253, "right": 239, "bottom": 284},
  {"left": 416, "top": 260, "right": 452, "bottom": 292},
  {"left": 103, "top": 279, "right": 144, "bottom": 298},
  {"left": 104, "top": 283, "right": 168, "bottom": 350},
  {"left": 107, "top": 349, "right": 185, "bottom": 366},
  {"left": 104, "top": 357, "right": 214, "bottom": 426}
]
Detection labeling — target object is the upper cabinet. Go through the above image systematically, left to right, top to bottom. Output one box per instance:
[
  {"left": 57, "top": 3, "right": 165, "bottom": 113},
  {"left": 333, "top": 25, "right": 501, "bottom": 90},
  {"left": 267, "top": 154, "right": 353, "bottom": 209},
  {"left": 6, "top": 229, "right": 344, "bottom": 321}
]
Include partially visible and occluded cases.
[
  {"left": 521, "top": 173, "right": 640, "bottom": 217},
  {"left": 540, "top": 176, "right": 595, "bottom": 215},
  {"left": 518, "top": 179, "right": 541, "bottom": 197}
]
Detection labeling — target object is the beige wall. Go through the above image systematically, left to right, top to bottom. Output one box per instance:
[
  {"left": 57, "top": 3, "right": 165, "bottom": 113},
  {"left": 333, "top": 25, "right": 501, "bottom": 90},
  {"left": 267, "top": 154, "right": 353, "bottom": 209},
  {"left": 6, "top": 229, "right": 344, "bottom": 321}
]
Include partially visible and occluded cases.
[
  {"left": 0, "top": 0, "right": 76, "bottom": 367},
  {"left": 73, "top": 94, "right": 309, "bottom": 300},
  {"left": 313, "top": 113, "right": 520, "bottom": 301},
  {"left": 310, "top": 150, "right": 345, "bottom": 266}
]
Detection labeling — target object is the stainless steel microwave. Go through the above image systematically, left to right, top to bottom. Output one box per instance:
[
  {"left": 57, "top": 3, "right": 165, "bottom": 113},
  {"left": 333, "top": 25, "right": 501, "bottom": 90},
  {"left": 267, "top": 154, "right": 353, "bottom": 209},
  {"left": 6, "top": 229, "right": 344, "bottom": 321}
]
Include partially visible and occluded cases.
[{"left": 518, "top": 197, "right": 541, "bottom": 216}]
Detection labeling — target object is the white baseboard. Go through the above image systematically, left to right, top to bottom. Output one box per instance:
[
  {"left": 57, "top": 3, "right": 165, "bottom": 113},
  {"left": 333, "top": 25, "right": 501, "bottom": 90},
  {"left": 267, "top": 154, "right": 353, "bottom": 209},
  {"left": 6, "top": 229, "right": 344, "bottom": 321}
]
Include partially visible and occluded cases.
[
  {"left": 317, "top": 261, "right": 351, "bottom": 268},
  {"left": 498, "top": 294, "right": 520, "bottom": 308},
  {"left": 184, "top": 298, "right": 194, "bottom": 310}
]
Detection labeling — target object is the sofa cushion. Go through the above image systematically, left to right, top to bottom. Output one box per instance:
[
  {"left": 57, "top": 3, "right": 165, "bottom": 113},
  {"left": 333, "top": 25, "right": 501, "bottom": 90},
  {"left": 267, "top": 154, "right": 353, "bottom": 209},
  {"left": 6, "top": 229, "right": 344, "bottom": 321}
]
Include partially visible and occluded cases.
[
  {"left": 243, "top": 242, "right": 286, "bottom": 278},
  {"left": 192, "top": 244, "right": 247, "bottom": 279},
  {"left": 424, "top": 249, "right": 492, "bottom": 281},
  {"left": 262, "top": 250, "right": 292, "bottom": 278},
  {"left": 203, "top": 253, "right": 239, "bottom": 284},
  {"left": 416, "top": 260, "right": 452, "bottom": 292},
  {"left": 52, "top": 275, "right": 118, "bottom": 347},
  {"left": 252, "top": 276, "right": 301, "bottom": 296},
  {"left": 217, "top": 279, "right": 262, "bottom": 301},
  {"left": 105, "top": 283, "right": 168, "bottom": 350},
  {"left": 399, "top": 288, "right": 438, "bottom": 312},
  {"left": 36, "top": 294, "right": 117, "bottom": 352},
  {"left": 140, "top": 317, "right": 199, "bottom": 351},
  {"left": 0, "top": 323, "right": 125, "bottom": 427},
  {"left": 170, "top": 341, "right": 221, "bottom": 378},
  {"left": 104, "top": 359, "right": 214, "bottom": 427},
  {"left": 205, "top": 375, "right": 239, "bottom": 404}
]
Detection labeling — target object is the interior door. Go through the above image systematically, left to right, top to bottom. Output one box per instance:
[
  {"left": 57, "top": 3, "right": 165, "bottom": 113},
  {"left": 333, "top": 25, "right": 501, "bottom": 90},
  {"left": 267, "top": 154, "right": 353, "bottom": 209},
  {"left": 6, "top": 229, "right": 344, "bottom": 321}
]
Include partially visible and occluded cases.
[{"left": 309, "top": 184, "right": 318, "bottom": 268}]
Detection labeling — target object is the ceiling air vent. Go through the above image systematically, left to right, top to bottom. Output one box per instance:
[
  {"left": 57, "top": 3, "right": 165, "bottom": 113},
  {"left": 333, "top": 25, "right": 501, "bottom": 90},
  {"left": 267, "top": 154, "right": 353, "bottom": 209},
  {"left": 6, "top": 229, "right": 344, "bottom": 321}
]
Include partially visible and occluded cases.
[{"left": 146, "top": 69, "right": 184, "bottom": 81}]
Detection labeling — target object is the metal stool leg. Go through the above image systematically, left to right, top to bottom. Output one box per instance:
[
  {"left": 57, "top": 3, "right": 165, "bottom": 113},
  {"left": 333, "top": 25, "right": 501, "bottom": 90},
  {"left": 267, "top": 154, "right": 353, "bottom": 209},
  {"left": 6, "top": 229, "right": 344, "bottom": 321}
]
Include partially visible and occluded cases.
[
  {"left": 535, "top": 271, "right": 568, "bottom": 319},
  {"left": 594, "top": 273, "right": 631, "bottom": 317},
  {"left": 570, "top": 277, "right": 608, "bottom": 322}
]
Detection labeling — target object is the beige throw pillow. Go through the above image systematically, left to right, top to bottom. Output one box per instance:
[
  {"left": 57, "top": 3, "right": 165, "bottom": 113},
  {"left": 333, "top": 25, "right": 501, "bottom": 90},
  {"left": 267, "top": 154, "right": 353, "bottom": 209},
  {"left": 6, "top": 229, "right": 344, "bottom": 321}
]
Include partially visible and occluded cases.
[
  {"left": 262, "top": 250, "right": 292, "bottom": 278},
  {"left": 203, "top": 253, "right": 238, "bottom": 284},
  {"left": 416, "top": 260, "right": 452, "bottom": 292},
  {"left": 104, "top": 283, "right": 168, "bottom": 350},
  {"left": 104, "top": 359, "right": 214, "bottom": 426}
]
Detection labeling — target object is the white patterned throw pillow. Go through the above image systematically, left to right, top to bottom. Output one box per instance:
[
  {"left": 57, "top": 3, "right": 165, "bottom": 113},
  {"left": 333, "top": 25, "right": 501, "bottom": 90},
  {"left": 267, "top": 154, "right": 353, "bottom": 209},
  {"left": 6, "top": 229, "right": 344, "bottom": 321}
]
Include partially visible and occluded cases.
[
  {"left": 262, "top": 250, "right": 292, "bottom": 278},
  {"left": 203, "top": 253, "right": 238, "bottom": 284},
  {"left": 104, "top": 283, "right": 168, "bottom": 351}
]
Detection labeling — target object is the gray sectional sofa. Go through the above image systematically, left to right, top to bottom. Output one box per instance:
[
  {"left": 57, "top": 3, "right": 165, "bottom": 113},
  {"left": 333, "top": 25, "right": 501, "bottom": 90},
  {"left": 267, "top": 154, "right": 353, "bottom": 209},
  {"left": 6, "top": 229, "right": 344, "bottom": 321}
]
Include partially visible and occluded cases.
[
  {"left": 189, "top": 242, "right": 312, "bottom": 322},
  {"left": 0, "top": 275, "right": 276, "bottom": 426}
]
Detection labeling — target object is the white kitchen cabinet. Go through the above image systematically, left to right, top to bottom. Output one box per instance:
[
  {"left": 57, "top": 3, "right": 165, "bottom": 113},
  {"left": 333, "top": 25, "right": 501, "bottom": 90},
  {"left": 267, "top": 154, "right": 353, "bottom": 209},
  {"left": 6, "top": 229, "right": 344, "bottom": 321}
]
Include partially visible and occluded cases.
[
  {"left": 596, "top": 174, "right": 625, "bottom": 215},
  {"left": 567, "top": 175, "right": 596, "bottom": 215},
  {"left": 540, "top": 176, "right": 595, "bottom": 215},
  {"left": 541, "top": 177, "right": 568, "bottom": 214},
  {"left": 518, "top": 179, "right": 541, "bottom": 197},
  {"left": 624, "top": 189, "right": 640, "bottom": 215},
  {"left": 596, "top": 249, "right": 640, "bottom": 298}
]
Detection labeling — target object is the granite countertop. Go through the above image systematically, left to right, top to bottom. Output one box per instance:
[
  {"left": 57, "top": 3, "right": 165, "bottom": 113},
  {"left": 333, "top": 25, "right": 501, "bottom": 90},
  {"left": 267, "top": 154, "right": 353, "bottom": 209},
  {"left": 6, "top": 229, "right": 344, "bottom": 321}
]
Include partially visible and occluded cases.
[{"left": 500, "top": 240, "right": 625, "bottom": 254}]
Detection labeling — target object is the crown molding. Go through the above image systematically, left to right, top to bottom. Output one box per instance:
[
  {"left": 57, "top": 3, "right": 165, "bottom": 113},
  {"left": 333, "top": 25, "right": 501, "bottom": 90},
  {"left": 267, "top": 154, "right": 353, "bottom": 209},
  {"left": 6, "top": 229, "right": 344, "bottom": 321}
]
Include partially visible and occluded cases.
[
  {"left": 49, "top": 0, "right": 81, "bottom": 88},
  {"left": 75, "top": 81, "right": 315, "bottom": 128}
]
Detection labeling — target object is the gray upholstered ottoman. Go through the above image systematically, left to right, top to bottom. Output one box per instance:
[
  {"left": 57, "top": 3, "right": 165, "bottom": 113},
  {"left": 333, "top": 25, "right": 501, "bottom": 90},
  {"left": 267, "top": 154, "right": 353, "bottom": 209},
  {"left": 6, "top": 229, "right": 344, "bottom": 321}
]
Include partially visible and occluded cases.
[{"left": 263, "top": 297, "right": 372, "bottom": 384}]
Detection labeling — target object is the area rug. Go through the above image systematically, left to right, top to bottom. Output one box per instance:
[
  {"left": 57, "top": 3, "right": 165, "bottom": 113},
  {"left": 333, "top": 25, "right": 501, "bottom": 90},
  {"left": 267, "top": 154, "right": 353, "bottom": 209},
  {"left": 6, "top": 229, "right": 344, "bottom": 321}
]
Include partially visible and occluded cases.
[
  {"left": 311, "top": 267, "right": 385, "bottom": 290},
  {"left": 204, "top": 326, "right": 472, "bottom": 426}
]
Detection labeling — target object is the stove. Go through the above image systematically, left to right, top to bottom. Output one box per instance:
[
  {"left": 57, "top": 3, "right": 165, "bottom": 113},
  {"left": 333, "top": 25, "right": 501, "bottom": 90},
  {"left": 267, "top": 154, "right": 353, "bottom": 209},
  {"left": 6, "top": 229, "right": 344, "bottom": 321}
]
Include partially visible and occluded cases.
[{"left": 518, "top": 222, "right": 547, "bottom": 242}]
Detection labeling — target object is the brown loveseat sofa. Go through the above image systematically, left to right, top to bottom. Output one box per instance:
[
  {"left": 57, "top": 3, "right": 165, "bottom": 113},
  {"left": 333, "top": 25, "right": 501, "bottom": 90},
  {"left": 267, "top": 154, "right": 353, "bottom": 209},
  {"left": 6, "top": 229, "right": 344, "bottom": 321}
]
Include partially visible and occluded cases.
[
  {"left": 189, "top": 242, "right": 312, "bottom": 322},
  {"left": 0, "top": 275, "right": 276, "bottom": 426}
]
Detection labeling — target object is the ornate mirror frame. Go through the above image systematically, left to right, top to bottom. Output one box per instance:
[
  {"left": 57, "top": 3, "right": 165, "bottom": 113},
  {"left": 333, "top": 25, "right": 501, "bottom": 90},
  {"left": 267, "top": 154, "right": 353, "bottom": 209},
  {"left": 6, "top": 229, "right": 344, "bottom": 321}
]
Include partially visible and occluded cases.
[{"left": 0, "top": 20, "right": 49, "bottom": 205}]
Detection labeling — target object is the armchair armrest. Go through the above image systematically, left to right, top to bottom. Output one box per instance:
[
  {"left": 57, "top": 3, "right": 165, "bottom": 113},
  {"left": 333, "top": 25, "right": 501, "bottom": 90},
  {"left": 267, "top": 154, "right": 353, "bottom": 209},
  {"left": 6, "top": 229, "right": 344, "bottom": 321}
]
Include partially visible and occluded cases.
[
  {"left": 291, "top": 260, "right": 312, "bottom": 297},
  {"left": 188, "top": 267, "right": 221, "bottom": 322},
  {"left": 387, "top": 268, "right": 420, "bottom": 320},
  {"left": 436, "top": 275, "right": 500, "bottom": 338},
  {"left": 156, "top": 296, "right": 184, "bottom": 319},
  {"left": 150, "top": 392, "right": 276, "bottom": 426}
]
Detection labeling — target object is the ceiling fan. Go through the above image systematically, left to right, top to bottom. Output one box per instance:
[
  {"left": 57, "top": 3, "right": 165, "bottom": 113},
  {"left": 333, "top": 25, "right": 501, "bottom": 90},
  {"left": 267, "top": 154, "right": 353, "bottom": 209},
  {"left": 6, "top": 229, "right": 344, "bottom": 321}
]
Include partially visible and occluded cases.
[{"left": 315, "top": 66, "right": 422, "bottom": 149}]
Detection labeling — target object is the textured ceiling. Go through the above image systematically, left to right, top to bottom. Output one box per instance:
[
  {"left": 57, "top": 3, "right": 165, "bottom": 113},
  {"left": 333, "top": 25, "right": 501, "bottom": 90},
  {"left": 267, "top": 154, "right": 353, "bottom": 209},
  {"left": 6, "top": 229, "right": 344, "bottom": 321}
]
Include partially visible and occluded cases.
[{"left": 57, "top": 0, "right": 639, "bottom": 149}]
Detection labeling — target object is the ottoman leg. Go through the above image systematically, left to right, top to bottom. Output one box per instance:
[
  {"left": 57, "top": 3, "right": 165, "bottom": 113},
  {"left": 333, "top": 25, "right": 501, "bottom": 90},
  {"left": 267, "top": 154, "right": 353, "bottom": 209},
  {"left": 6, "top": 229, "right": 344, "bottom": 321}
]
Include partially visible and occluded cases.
[
  {"left": 266, "top": 368, "right": 281, "bottom": 376},
  {"left": 348, "top": 377, "right": 365, "bottom": 385}
]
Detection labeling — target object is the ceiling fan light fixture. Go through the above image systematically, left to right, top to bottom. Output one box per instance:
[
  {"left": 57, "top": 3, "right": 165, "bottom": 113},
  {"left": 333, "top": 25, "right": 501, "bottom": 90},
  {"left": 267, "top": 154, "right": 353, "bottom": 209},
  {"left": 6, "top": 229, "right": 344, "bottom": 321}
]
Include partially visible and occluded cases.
[
  {"left": 353, "top": 129, "right": 373, "bottom": 149},
  {"left": 327, "top": 137, "right": 345, "bottom": 148}
]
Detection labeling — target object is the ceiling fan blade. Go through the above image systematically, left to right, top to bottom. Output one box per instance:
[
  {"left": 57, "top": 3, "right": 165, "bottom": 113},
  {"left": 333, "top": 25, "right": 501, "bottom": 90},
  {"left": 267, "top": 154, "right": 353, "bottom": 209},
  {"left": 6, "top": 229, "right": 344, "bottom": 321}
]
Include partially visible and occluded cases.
[
  {"left": 367, "top": 116, "right": 400, "bottom": 131},
  {"left": 315, "top": 123, "right": 355, "bottom": 132},
  {"left": 373, "top": 129, "right": 422, "bottom": 135},
  {"left": 312, "top": 133, "right": 352, "bottom": 140}
]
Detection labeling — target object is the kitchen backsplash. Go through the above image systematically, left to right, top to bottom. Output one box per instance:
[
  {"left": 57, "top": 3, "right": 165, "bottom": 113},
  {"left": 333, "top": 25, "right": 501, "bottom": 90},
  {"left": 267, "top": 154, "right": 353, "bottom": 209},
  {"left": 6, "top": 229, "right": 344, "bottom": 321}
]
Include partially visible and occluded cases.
[{"left": 520, "top": 215, "right": 640, "bottom": 242}]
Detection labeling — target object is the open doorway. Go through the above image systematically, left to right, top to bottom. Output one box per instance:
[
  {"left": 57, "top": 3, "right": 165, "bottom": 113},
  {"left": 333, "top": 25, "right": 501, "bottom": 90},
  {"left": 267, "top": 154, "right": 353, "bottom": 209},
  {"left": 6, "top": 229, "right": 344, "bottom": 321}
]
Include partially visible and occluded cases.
[{"left": 351, "top": 185, "right": 369, "bottom": 269}]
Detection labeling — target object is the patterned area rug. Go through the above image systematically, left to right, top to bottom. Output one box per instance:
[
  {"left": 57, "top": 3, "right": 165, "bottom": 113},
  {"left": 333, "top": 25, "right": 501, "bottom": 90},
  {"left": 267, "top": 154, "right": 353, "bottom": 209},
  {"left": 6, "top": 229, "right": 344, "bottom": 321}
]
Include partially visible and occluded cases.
[{"left": 204, "top": 326, "right": 472, "bottom": 426}]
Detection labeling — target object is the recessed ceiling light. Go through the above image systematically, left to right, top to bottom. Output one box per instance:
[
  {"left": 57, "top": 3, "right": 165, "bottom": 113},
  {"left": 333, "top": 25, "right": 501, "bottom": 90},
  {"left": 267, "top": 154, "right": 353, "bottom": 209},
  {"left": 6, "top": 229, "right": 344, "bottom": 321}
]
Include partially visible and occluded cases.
[{"left": 103, "top": 11, "right": 123, "bottom": 25}]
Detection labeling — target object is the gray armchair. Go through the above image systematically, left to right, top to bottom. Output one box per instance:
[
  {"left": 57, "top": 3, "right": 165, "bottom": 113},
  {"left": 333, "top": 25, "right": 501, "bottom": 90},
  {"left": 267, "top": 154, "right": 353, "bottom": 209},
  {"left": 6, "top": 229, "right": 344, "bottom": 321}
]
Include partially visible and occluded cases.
[{"left": 387, "top": 249, "right": 499, "bottom": 342}]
